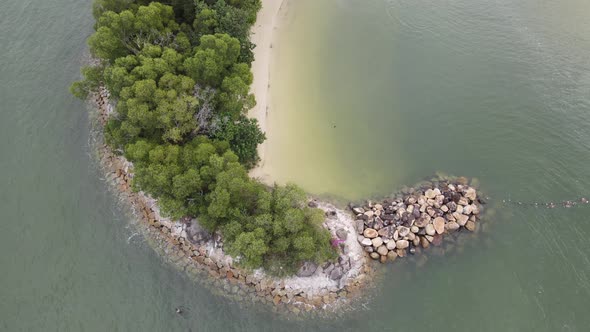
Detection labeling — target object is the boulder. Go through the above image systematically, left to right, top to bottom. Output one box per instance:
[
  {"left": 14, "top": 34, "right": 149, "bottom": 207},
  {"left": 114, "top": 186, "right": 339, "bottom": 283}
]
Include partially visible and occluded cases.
[
  {"left": 465, "top": 188, "right": 477, "bottom": 201},
  {"left": 425, "top": 189, "right": 436, "bottom": 199},
  {"left": 458, "top": 197, "right": 469, "bottom": 206},
  {"left": 447, "top": 201, "right": 457, "bottom": 212},
  {"left": 374, "top": 204, "right": 383, "bottom": 210},
  {"left": 463, "top": 204, "right": 473, "bottom": 215},
  {"left": 426, "top": 206, "right": 436, "bottom": 217},
  {"left": 352, "top": 207, "right": 364, "bottom": 214},
  {"left": 364, "top": 210, "right": 374, "bottom": 218},
  {"left": 454, "top": 213, "right": 469, "bottom": 226},
  {"left": 414, "top": 217, "right": 428, "bottom": 228},
  {"left": 433, "top": 217, "right": 445, "bottom": 234},
  {"left": 356, "top": 220, "right": 365, "bottom": 234},
  {"left": 466, "top": 220, "right": 476, "bottom": 232},
  {"left": 447, "top": 221, "right": 460, "bottom": 231},
  {"left": 425, "top": 224, "right": 436, "bottom": 236},
  {"left": 378, "top": 226, "right": 393, "bottom": 238},
  {"left": 398, "top": 226, "right": 410, "bottom": 237},
  {"left": 410, "top": 226, "right": 419, "bottom": 233},
  {"left": 336, "top": 228, "right": 348, "bottom": 240},
  {"left": 363, "top": 228, "right": 378, "bottom": 238},
  {"left": 412, "top": 236, "right": 420, "bottom": 247},
  {"left": 420, "top": 236, "right": 430, "bottom": 248},
  {"left": 371, "top": 237, "right": 384, "bottom": 248},
  {"left": 361, "top": 238, "right": 372, "bottom": 246},
  {"left": 396, "top": 240, "right": 409, "bottom": 249},
  {"left": 386, "top": 241, "right": 397, "bottom": 250},
  {"left": 377, "top": 245, "right": 389, "bottom": 256},
  {"left": 370, "top": 252, "right": 380, "bottom": 260},
  {"left": 297, "top": 262, "right": 318, "bottom": 277},
  {"left": 329, "top": 267, "right": 343, "bottom": 280}
]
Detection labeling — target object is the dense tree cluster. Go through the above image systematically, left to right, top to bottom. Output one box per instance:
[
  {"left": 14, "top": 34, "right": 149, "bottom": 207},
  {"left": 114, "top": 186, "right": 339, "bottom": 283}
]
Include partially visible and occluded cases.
[{"left": 72, "top": 1, "right": 336, "bottom": 274}]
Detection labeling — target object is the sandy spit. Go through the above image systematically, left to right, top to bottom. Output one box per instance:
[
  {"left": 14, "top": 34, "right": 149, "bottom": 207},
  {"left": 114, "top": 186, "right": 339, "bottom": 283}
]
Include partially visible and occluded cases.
[{"left": 248, "top": 0, "right": 285, "bottom": 182}]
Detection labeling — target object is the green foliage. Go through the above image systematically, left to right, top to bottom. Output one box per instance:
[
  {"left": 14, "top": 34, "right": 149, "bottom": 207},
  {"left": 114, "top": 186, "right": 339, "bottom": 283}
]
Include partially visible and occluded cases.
[
  {"left": 71, "top": 0, "right": 336, "bottom": 275},
  {"left": 88, "top": 3, "right": 180, "bottom": 62},
  {"left": 184, "top": 33, "right": 241, "bottom": 87},
  {"left": 70, "top": 65, "right": 104, "bottom": 99},
  {"left": 213, "top": 115, "right": 265, "bottom": 169},
  {"left": 126, "top": 136, "right": 233, "bottom": 218}
]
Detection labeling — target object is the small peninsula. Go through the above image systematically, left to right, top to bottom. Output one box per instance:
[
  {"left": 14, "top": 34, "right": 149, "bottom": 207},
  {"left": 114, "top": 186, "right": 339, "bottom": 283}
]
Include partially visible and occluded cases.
[{"left": 74, "top": 0, "right": 485, "bottom": 315}]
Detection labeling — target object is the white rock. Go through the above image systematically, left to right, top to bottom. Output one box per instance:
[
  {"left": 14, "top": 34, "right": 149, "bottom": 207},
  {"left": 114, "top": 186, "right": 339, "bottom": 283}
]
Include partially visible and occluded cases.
[{"left": 425, "top": 224, "right": 436, "bottom": 236}]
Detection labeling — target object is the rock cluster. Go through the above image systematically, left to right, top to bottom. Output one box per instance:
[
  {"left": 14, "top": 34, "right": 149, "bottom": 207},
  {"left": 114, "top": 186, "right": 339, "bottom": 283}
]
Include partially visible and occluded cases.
[{"left": 351, "top": 181, "right": 483, "bottom": 263}]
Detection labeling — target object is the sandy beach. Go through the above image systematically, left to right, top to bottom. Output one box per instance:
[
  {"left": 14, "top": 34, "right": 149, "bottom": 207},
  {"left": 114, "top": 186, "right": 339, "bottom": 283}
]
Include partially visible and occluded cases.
[{"left": 248, "top": 0, "right": 285, "bottom": 182}]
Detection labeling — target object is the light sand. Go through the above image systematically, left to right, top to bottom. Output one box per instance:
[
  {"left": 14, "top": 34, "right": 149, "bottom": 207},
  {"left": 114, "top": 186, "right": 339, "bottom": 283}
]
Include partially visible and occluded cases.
[{"left": 248, "top": 0, "right": 285, "bottom": 182}]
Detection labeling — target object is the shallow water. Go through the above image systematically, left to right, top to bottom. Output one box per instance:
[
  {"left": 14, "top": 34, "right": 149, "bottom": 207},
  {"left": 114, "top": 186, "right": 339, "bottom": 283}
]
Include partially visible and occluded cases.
[
  {"left": 2, "top": 0, "right": 590, "bottom": 330},
  {"left": 265, "top": 0, "right": 590, "bottom": 330}
]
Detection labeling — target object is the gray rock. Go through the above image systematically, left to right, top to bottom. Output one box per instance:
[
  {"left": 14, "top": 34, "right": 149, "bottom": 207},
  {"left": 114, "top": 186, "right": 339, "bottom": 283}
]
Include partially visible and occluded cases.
[
  {"left": 352, "top": 207, "right": 364, "bottom": 214},
  {"left": 356, "top": 220, "right": 365, "bottom": 234},
  {"left": 398, "top": 226, "right": 410, "bottom": 237},
  {"left": 336, "top": 228, "right": 348, "bottom": 240},
  {"left": 361, "top": 238, "right": 373, "bottom": 246},
  {"left": 297, "top": 262, "right": 318, "bottom": 277},
  {"left": 324, "top": 263, "right": 334, "bottom": 275},
  {"left": 329, "top": 267, "right": 343, "bottom": 280}
]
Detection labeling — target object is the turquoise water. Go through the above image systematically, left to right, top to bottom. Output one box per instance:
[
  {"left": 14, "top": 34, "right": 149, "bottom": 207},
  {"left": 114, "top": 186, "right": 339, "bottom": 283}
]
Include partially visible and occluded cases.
[{"left": 2, "top": 0, "right": 590, "bottom": 330}]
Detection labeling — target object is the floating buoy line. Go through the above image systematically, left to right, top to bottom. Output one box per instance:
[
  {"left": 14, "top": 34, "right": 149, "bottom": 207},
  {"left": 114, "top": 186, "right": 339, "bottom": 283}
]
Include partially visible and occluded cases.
[{"left": 498, "top": 197, "right": 589, "bottom": 209}]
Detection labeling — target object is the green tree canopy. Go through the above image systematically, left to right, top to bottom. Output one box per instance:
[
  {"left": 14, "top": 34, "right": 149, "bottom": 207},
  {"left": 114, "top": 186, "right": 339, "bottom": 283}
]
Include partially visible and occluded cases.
[{"left": 88, "top": 3, "right": 180, "bottom": 62}]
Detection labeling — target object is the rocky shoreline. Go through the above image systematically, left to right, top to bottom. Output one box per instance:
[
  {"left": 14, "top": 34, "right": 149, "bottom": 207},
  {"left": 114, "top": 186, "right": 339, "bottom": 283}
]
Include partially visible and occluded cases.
[
  {"left": 91, "top": 87, "right": 485, "bottom": 317},
  {"left": 92, "top": 87, "right": 374, "bottom": 317}
]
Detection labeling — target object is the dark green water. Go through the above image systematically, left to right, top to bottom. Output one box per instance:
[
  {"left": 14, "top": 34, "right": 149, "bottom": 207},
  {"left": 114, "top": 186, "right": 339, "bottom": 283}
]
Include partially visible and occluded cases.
[{"left": 2, "top": 0, "right": 590, "bottom": 331}]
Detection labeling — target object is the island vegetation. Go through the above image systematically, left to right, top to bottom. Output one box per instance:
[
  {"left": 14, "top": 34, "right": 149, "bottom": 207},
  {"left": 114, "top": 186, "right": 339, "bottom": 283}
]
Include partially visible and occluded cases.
[{"left": 72, "top": 0, "right": 336, "bottom": 275}]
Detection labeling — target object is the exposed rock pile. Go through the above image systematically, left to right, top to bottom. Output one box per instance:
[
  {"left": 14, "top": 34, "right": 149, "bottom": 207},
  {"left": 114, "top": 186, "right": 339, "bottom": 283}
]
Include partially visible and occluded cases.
[{"left": 351, "top": 181, "right": 483, "bottom": 263}]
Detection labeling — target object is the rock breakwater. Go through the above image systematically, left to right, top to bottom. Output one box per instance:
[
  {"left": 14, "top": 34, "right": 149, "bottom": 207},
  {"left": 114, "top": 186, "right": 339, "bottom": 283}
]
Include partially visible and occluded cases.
[{"left": 351, "top": 180, "right": 483, "bottom": 263}]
